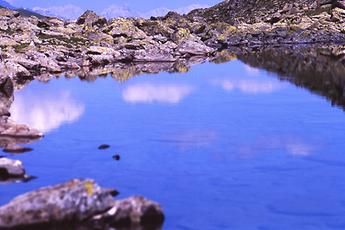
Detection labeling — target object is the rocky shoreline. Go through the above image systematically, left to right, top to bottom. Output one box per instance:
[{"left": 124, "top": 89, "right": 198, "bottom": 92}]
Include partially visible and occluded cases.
[{"left": 0, "top": 0, "right": 344, "bottom": 82}]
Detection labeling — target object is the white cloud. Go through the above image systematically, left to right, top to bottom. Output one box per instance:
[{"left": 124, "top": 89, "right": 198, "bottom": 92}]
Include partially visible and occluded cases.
[
  {"left": 3, "top": 0, "right": 16, "bottom": 4},
  {"left": 27, "top": 3, "right": 208, "bottom": 20},
  {"left": 32, "top": 4, "right": 84, "bottom": 20},
  {"left": 141, "top": 4, "right": 209, "bottom": 18},
  {"left": 175, "top": 4, "right": 209, "bottom": 14},
  {"left": 101, "top": 5, "right": 135, "bottom": 19},
  {"left": 212, "top": 79, "right": 284, "bottom": 94},
  {"left": 122, "top": 84, "right": 194, "bottom": 104},
  {"left": 10, "top": 91, "right": 84, "bottom": 133}
]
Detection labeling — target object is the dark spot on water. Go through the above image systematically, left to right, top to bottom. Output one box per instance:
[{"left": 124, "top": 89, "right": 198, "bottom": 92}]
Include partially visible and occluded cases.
[
  {"left": 98, "top": 144, "right": 110, "bottom": 150},
  {"left": 3, "top": 147, "right": 33, "bottom": 154},
  {"left": 113, "top": 154, "right": 121, "bottom": 161}
]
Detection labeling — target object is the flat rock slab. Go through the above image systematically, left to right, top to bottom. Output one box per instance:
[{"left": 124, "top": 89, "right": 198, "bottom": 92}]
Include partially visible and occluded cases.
[{"left": 0, "top": 179, "right": 164, "bottom": 230}]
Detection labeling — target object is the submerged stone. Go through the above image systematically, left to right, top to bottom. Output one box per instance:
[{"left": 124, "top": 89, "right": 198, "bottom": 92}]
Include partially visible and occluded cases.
[
  {"left": 98, "top": 144, "right": 110, "bottom": 150},
  {"left": 113, "top": 154, "right": 121, "bottom": 161}
]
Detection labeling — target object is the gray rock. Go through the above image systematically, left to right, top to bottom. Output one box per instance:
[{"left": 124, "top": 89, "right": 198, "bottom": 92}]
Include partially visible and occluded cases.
[
  {"left": 77, "top": 10, "right": 107, "bottom": 28},
  {"left": 178, "top": 40, "right": 215, "bottom": 56},
  {"left": 0, "top": 77, "right": 13, "bottom": 118},
  {"left": 0, "top": 122, "right": 43, "bottom": 139},
  {"left": 0, "top": 158, "right": 25, "bottom": 179},
  {"left": 0, "top": 179, "right": 164, "bottom": 229},
  {"left": 90, "top": 196, "right": 164, "bottom": 228}
]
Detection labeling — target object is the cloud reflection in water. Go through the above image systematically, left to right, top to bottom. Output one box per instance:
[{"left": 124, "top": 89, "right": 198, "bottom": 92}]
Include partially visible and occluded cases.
[
  {"left": 213, "top": 79, "right": 284, "bottom": 94},
  {"left": 122, "top": 84, "right": 194, "bottom": 104},
  {"left": 10, "top": 91, "right": 84, "bottom": 133},
  {"left": 239, "top": 137, "right": 316, "bottom": 157}
]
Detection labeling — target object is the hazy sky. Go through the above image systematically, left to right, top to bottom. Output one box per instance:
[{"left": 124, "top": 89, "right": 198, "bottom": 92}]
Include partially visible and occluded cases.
[
  {"left": 5, "top": 0, "right": 222, "bottom": 19},
  {"left": 8, "top": 0, "right": 219, "bottom": 11}
]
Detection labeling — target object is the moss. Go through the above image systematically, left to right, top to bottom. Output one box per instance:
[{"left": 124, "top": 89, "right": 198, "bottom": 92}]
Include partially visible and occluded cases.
[
  {"left": 209, "top": 22, "right": 238, "bottom": 41},
  {"left": 2, "top": 28, "right": 15, "bottom": 36},
  {"left": 173, "top": 28, "right": 191, "bottom": 42},
  {"left": 38, "top": 33, "right": 88, "bottom": 47},
  {"left": 14, "top": 43, "right": 29, "bottom": 53},
  {"left": 212, "top": 50, "right": 237, "bottom": 64},
  {"left": 174, "top": 62, "right": 189, "bottom": 73},
  {"left": 84, "top": 181, "right": 94, "bottom": 196}
]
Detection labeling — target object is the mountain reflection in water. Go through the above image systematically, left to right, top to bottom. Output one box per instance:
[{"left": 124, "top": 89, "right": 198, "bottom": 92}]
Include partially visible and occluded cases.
[{"left": 234, "top": 44, "right": 345, "bottom": 109}]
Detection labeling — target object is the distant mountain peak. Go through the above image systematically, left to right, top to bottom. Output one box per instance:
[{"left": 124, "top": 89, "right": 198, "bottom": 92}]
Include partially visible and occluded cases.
[{"left": 0, "top": 0, "right": 15, "bottom": 9}]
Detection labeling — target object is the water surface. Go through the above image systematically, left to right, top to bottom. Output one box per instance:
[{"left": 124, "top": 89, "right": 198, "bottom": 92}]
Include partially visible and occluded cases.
[{"left": 2, "top": 53, "right": 345, "bottom": 229}]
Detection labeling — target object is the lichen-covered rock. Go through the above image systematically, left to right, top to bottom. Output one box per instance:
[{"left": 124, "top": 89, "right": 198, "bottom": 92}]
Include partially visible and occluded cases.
[
  {"left": 0, "top": 8, "right": 19, "bottom": 18},
  {"left": 76, "top": 10, "right": 107, "bottom": 28},
  {"left": 105, "top": 18, "right": 148, "bottom": 40},
  {"left": 178, "top": 39, "right": 215, "bottom": 56},
  {"left": 0, "top": 122, "right": 43, "bottom": 138},
  {"left": 0, "top": 158, "right": 25, "bottom": 179},
  {"left": 0, "top": 179, "right": 164, "bottom": 230},
  {"left": 0, "top": 179, "right": 115, "bottom": 228},
  {"left": 90, "top": 196, "right": 164, "bottom": 228}
]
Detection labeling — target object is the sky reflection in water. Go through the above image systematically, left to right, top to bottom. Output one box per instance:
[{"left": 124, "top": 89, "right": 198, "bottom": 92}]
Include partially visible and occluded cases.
[
  {"left": 2, "top": 60, "right": 345, "bottom": 230},
  {"left": 122, "top": 84, "right": 194, "bottom": 104},
  {"left": 10, "top": 91, "right": 84, "bottom": 133}
]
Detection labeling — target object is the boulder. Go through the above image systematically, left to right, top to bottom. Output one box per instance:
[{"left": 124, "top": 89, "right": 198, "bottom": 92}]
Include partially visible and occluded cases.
[
  {"left": 0, "top": 8, "right": 19, "bottom": 18},
  {"left": 77, "top": 10, "right": 107, "bottom": 28},
  {"left": 105, "top": 18, "right": 147, "bottom": 40},
  {"left": 177, "top": 39, "right": 215, "bottom": 56},
  {"left": 133, "top": 43, "right": 177, "bottom": 62},
  {"left": 3, "top": 60, "right": 31, "bottom": 78},
  {"left": 0, "top": 122, "right": 43, "bottom": 139},
  {"left": 0, "top": 158, "right": 25, "bottom": 180},
  {"left": 0, "top": 179, "right": 164, "bottom": 229},
  {"left": 90, "top": 196, "right": 165, "bottom": 228}
]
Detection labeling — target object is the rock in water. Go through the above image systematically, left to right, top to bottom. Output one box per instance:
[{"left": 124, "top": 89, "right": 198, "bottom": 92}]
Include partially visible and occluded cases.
[
  {"left": 98, "top": 144, "right": 110, "bottom": 150},
  {"left": 0, "top": 158, "right": 25, "bottom": 180},
  {"left": 0, "top": 179, "right": 164, "bottom": 229},
  {"left": 0, "top": 179, "right": 114, "bottom": 227},
  {"left": 90, "top": 196, "right": 165, "bottom": 228}
]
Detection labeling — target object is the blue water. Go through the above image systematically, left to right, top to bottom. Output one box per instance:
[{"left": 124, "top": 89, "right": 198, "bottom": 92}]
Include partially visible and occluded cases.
[{"left": 2, "top": 60, "right": 345, "bottom": 230}]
